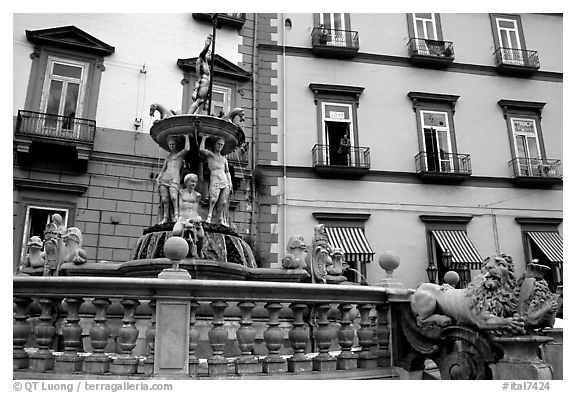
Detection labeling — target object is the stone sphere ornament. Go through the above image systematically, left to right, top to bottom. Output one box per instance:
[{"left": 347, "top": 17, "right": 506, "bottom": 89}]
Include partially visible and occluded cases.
[
  {"left": 163, "top": 236, "right": 189, "bottom": 262},
  {"left": 379, "top": 250, "right": 400, "bottom": 275},
  {"left": 443, "top": 271, "right": 460, "bottom": 287}
]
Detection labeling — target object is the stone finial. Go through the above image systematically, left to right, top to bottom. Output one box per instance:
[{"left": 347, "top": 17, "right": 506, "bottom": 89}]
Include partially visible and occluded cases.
[
  {"left": 159, "top": 236, "right": 190, "bottom": 279},
  {"left": 374, "top": 250, "right": 406, "bottom": 290},
  {"left": 443, "top": 271, "right": 460, "bottom": 287}
]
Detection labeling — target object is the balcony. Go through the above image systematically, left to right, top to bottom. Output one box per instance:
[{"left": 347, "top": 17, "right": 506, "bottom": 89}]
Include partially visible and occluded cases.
[
  {"left": 192, "top": 13, "right": 246, "bottom": 29},
  {"left": 311, "top": 27, "right": 359, "bottom": 57},
  {"left": 407, "top": 38, "right": 455, "bottom": 68},
  {"left": 494, "top": 47, "right": 540, "bottom": 75},
  {"left": 14, "top": 110, "right": 96, "bottom": 162},
  {"left": 312, "top": 144, "right": 370, "bottom": 178},
  {"left": 415, "top": 152, "right": 472, "bottom": 182},
  {"left": 508, "top": 157, "right": 562, "bottom": 186},
  {"left": 13, "top": 275, "right": 411, "bottom": 379}
]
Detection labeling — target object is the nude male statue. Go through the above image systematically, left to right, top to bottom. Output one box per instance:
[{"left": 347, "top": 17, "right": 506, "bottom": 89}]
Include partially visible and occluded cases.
[{"left": 156, "top": 135, "right": 190, "bottom": 223}]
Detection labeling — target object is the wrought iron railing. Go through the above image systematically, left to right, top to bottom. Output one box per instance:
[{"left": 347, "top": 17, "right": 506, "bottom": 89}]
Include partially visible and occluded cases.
[
  {"left": 192, "top": 13, "right": 246, "bottom": 28},
  {"left": 311, "top": 27, "right": 359, "bottom": 50},
  {"left": 407, "top": 38, "right": 454, "bottom": 58},
  {"left": 494, "top": 47, "right": 540, "bottom": 69},
  {"left": 15, "top": 110, "right": 96, "bottom": 143},
  {"left": 312, "top": 144, "right": 370, "bottom": 169},
  {"left": 415, "top": 152, "right": 471, "bottom": 175},
  {"left": 508, "top": 157, "right": 562, "bottom": 178},
  {"left": 13, "top": 275, "right": 410, "bottom": 378}
]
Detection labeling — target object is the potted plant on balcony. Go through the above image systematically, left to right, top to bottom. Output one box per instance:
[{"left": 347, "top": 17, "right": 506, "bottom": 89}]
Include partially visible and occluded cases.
[{"left": 318, "top": 24, "right": 329, "bottom": 45}]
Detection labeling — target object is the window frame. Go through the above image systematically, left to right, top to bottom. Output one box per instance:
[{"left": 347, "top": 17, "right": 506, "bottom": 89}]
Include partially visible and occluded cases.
[
  {"left": 406, "top": 13, "right": 444, "bottom": 41},
  {"left": 489, "top": 14, "right": 528, "bottom": 59},
  {"left": 24, "top": 26, "right": 113, "bottom": 120},
  {"left": 14, "top": 193, "right": 77, "bottom": 271}
]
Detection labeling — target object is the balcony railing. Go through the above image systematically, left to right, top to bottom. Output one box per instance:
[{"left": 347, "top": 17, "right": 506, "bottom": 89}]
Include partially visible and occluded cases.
[
  {"left": 192, "top": 13, "right": 246, "bottom": 29},
  {"left": 311, "top": 27, "right": 360, "bottom": 57},
  {"left": 407, "top": 38, "right": 455, "bottom": 67},
  {"left": 494, "top": 47, "right": 540, "bottom": 75},
  {"left": 15, "top": 110, "right": 96, "bottom": 143},
  {"left": 312, "top": 144, "right": 370, "bottom": 177},
  {"left": 415, "top": 152, "right": 472, "bottom": 181},
  {"left": 508, "top": 157, "right": 562, "bottom": 185},
  {"left": 13, "top": 275, "right": 411, "bottom": 379}
]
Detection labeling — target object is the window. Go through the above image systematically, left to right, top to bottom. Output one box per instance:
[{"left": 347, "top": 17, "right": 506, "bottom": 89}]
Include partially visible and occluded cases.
[
  {"left": 319, "top": 13, "right": 348, "bottom": 46},
  {"left": 406, "top": 13, "right": 447, "bottom": 56},
  {"left": 492, "top": 15, "right": 523, "bottom": 65},
  {"left": 24, "top": 26, "right": 114, "bottom": 121},
  {"left": 40, "top": 57, "right": 89, "bottom": 135},
  {"left": 309, "top": 83, "right": 368, "bottom": 172},
  {"left": 210, "top": 85, "right": 232, "bottom": 117},
  {"left": 408, "top": 92, "right": 471, "bottom": 177},
  {"left": 497, "top": 99, "right": 562, "bottom": 180},
  {"left": 322, "top": 102, "right": 354, "bottom": 165},
  {"left": 20, "top": 206, "right": 69, "bottom": 263},
  {"left": 312, "top": 212, "right": 374, "bottom": 285},
  {"left": 420, "top": 215, "right": 483, "bottom": 288},
  {"left": 515, "top": 218, "right": 563, "bottom": 293}
]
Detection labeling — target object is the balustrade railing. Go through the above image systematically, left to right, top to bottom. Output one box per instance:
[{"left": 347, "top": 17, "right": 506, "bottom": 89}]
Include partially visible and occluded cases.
[
  {"left": 407, "top": 37, "right": 454, "bottom": 58},
  {"left": 494, "top": 47, "right": 540, "bottom": 70},
  {"left": 15, "top": 110, "right": 96, "bottom": 143},
  {"left": 312, "top": 144, "right": 370, "bottom": 169},
  {"left": 508, "top": 157, "right": 562, "bottom": 178},
  {"left": 14, "top": 276, "right": 407, "bottom": 379}
]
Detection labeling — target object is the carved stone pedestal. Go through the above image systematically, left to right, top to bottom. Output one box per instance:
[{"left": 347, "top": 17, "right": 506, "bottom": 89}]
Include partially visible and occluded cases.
[
  {"left": 540, "top": 328, "right": 563, "bottom": 380},
  {"left": 490, "top": 336, "right": 553, "bottom": 380},
  {"left": 29, "top": 351, "right": 55, "bottom": 372},
  {"left": 337, "top": 352, "right": 358, "bottom": 370},
  {"left": 357, "top": 353, "right": 378, "bottom": 369},
  {"left": 54, "top": 354, "right": 83, "bottom": 373},
  {"left": 288, "top": 354, "right": 313, "bottom": 373},
  {"left": 313, "top": 354, "right": 337, "bottom": 372},
  {"left": 83, "top": 355, "right": 110, "bottom": 374},
  {"left": 263, "top": 355, "right": 287, "bottom": 374},
  {"left": 111, "top": 356, "right": 139, "bottom": 375},
  {"left": 235, "top": 356, "right": 260, "bottom": 374},
  {"left": 140, "top": 357, "right": 154, "bottom": 376},
  {"left": 208, "top": 357, "right": 229, "bottom": 376}
]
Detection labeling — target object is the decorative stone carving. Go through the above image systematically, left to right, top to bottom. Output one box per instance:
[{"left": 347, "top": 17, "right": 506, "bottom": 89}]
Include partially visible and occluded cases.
[
  {"left": 188, "top": 34, "right": 212, "bottom": 115},
  {"left": 149, "top": 103, "right": 182, "bottom": 122},
  {"left": 221, "top": 107, "right": 245, "bottom": 125},
  {"left": 156, "top": 135, "right": 190, "bottom": 224},
  {"left": 172, "top": 173, "right": 205, "bottom": 258},
  {"left": 306, "top": 224, "right": 333, "bottom": 283},
  {"left": 63, "top": 227, "right": 87, "bottom": 265},
  {"left": 281, "top": 235, "right": 308, "bottom": 269},
  {"left": 18, "top": 236, "right": 44, "bottom": 272},
  {"left": 326, "top": 247, "right": 348, "bottom": 284},
  {"left": 410, "top": 253, "right": 525, "bottom": 336},
  {"left": 516, "top": 262, "right": 559, "bottom": 331}
]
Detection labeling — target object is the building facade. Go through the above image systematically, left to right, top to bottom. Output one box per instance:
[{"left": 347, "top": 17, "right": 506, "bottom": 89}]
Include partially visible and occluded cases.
[{"left": 13, "top": 13, "right": 563, "bottom": 291}]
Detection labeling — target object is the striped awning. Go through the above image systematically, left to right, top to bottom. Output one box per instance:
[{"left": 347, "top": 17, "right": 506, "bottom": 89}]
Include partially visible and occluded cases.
[
  {"left": 325, "top": 227, "right": 374, "bottom": 263},
  {"left": 431, "top": 230, "right": 483, "bottom": 270},
  {"left": 526, "top": 231, "right": 563, "bottom": 263}
]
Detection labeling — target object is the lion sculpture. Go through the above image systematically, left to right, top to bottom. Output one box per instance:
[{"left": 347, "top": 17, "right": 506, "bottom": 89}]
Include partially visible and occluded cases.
[
  {"left": 282, "top": 235, "right": 308, "bottom": 270},
  {"left": 410, "top": 253, "right": 525, "bottom": 335},
  {"left": 516, "top": 262, "right": 559, "bottom": 330}
]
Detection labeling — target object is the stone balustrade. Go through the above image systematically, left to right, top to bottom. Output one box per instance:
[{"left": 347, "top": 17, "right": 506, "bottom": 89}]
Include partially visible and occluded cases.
[{"left": 13, "top": 276, "right": 411, "bottom": 379}]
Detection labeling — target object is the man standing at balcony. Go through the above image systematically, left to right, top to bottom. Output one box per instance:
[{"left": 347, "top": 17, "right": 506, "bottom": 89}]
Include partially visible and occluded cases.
[
  {"left": 188, "top": 34, "right": 213, "bottom": 114},
  {"left": 338, "top": 133, "right": 351, "bottom": 165},
  {"left": 199, "top": 135, "right": 232, "bottom": 226}
]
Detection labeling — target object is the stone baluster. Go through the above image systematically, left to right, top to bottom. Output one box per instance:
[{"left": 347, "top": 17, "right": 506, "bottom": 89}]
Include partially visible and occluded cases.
[
  {"left": 13, "top": 296, "right": 32, "bottom": 370},
  {"left": 29, "top": 297, "right": 57, "bottom": 372},
  {"left": 55, "top": 297, "right": 85, "bottom": 373},
  {"left": 84, "top": 298, "right": 111, "bottom": 374},
  {"left": 111, "top": 299, "right": 141, "bottom": 375},
  {"left": 141, "top": 300, "right": 156, "bottom": 376},
  {"left": 208, "top": 300, "right": 229, "bottom": 375},
  {"left": 189, "top": 301, "right": 200, "bottom": 376},
  {"left": 235, "top": 301, "right": 259, "bottom": 374},
  {"left": 263, "top": 302, "right": 287, "bottom": 373},
  {"left": 288, "top": 303, "right": 312, "bottom": 373},
  {"left": 312, "top": 303, "right": 336, "bottom": 372},
  {"left": 337, "top": 303, "right": 357, "bottom": 370},
  {"left": 357, "top": 303, "right": 377, "bottom": 368},
  {"left": 375, "top": 303, "right": 391, "bottom": 367}
]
